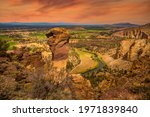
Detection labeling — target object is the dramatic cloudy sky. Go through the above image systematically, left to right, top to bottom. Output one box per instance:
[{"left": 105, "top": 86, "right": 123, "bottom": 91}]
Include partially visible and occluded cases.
[{"left": 0, "top": 0, "right": 150, "bottom": 24}]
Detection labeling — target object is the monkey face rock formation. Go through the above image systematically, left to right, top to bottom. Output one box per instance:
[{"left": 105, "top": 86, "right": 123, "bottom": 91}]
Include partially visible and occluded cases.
[
  {"left": 46, "top": 28, "right": 70, "bottom": 83},
  {"left": 46, "top": 28, "right": 70, "bottom": 61}
]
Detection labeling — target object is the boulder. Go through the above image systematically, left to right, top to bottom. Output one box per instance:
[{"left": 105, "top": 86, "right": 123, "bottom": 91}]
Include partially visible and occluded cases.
[
  {"left": 101, "top": 54, "right": 114, "bottom": 65},
  {"left": 109, "top": 58, "right": 133, "bottom": 71}
]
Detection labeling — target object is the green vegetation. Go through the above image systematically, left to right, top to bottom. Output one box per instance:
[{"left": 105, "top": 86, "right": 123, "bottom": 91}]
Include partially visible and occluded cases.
[
  {"left": 70, "top": 29, "right": 110, "bottom": 39},
  {"left": 29, "top": 32, "right": 46, "bottom": 40},
  {"left": 0, "top": 35, "right": 14, "bottom": 41},
  {"left": 0, "top": 39, "right": 16, "bottom": 51},
  {"left": 5, "top": 41, "right": 16, "bottom": 50}
]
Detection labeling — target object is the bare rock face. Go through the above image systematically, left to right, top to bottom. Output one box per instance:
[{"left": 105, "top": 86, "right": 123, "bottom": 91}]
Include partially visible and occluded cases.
[
  {"left": 46, "top": 28, "right": 70, "bottom": 61},
  {"left": 46, "top": 28, "right": 70, "bottom": 83},
  {"left": 113, "top": 29, "right": 148, "bottom": 39},
  {"left": 123, "top": 29, "right": 148, "bottom": 39},
  {"left": 103, "top": 39, "right": 149, "bottom": 71},
  {"left": 117, "top": 39, "right": 149, "bottom": 61},
  {"left": 117, "top": 39, "right": 135, "bottom": 59},
  {"left": 128, "top": 39, "right": 147, "bottom": 61},
  {"left": 141, "top": 43, "right": 150, "bottom": 57},
  {"left": 101, "top": 54, "right": 133, "bottom": 71},
  {"left": 109, "top": 58, "right": 133, "bottom": 71},
  {"left": 70, "top": 74, "right": 94, "bottom": 99}
]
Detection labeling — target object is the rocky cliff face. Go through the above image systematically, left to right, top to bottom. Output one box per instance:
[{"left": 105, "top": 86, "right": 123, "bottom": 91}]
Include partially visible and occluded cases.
[
  {"left": 113, "top": 29, "right": 148, "bottom": 39},
  {"left": 123, "top": 29, "right": 148, "bottom": 39},
  {"left": 101, "top": 38, "right": 150, "bottom": 71},
  {"left": 117, "top": 39, "right": 150, "bottom": 61}
]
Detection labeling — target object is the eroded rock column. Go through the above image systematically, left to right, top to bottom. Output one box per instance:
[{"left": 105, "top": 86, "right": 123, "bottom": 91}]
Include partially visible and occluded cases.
[{"left": 46, "top": 28, "right": 70, "bottom": 83}]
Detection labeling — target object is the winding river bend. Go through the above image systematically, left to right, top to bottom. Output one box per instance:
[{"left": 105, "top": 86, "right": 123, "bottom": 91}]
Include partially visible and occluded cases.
[
  {"left": 71, "top": 49, "right": 105, "bottom": 74},
  {"left": 82, "top": 53, "right": 105, "bottom": 75}
]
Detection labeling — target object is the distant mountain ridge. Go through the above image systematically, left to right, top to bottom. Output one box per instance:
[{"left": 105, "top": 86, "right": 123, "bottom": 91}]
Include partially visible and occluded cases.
[
  {"left": 0, "top": 22, "right": 142, "bottom": 28},
  {"left": 0, "top": 22, "right": 78, "bottom": 26},
  {"left": 111, "top": 23, "right": 139, "bottom": 28}
]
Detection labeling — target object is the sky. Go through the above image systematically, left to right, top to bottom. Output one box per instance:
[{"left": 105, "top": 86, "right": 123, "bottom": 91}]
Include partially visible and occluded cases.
[{"left": 0, "top": 0, "right": 150, "bottom": 24}]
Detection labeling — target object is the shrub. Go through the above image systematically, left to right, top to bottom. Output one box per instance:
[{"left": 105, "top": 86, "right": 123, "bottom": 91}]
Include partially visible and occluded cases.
[
  {"left": 0, "top": 39, "right": 16, "bottom": 51},
  {"left": 31, "top": 70, "right": 49, "bottom": 99},
  {"left": 0, "top": 76, "right": 16, "bottom": 99}
]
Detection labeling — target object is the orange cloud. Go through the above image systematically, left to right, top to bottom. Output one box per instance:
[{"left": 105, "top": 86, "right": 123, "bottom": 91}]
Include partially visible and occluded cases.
[{"left": 0, "top": 0, "right": 149, "bottom": 24}]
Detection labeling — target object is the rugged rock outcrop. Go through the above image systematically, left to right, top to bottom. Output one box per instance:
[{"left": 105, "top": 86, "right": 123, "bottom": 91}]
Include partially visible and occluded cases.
[
  {"left": 46, "top": 28, "right": 70, "bottom": 83},
  {"left": 113, "top": 29, "right": 148, "bottom": 39},
  {"left": 124, "top": 29, "right": 148, "bottom": 39},
  {"left": 101, "top": 39, "right": 150, "bottom": 71},
  {"left": 116, "top": 39, "right": 135, "bottom": 59},
  {"left": 117, "top": 39, "right": 149, "bottom": 61},
  {"left": 141, "top": 43, "right": 150, "bottom": 57},
  {"left": 101, "top": 54, "right": 133, "bottom": 71},
  {"left": 109, "top": 58, "right": 133, "bottom": 71},
  {"left": 70, "top": 74, "right": 94, "bottom": 99}
]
